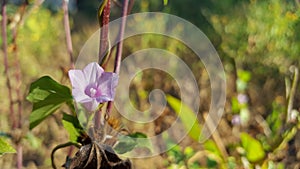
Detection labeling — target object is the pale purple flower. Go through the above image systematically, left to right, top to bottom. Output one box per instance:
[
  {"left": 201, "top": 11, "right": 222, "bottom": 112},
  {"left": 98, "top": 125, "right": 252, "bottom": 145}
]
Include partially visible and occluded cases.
[
  {"left": 68, "top": 62, "right": 118, "bottom": 111},
  {"left": 237, "top": 93, "right": 248, "bottom": 104},
  {"left": 231, "top": 115, "right": 241, "bottom": 126}
]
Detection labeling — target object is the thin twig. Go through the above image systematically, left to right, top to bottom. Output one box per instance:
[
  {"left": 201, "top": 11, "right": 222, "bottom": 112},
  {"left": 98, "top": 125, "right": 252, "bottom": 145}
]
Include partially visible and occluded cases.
[
  {"left": 1, "top": 0, "right": 16, "bottom": 129},
  {"left": 12, "top": 0, "right": 27, "bottom": 128},
  {"left": 62, "top": 0, "right": 74, "bottom": 69},
  {"left": 62, "top": 0, "right": 76, "bottom": 160},
  {"left": 95, "top": 0, "right": 111, "bottom": 133},
  {"left": 98, "top": 0, "right": 111, "bottom": 65},
  {"left": 107, "top": 0, "right": 130, "bottom": 114},
  {"left": 112, "top": 0, "right": 122, "bottom": 8},
  {"left": 114, "top": 0, "right": 129, "bottom": 75},
  {"left": 127, "top": 0, "right": 135, "bottom": 15},
  {"left": 2, "top": 1, "right": 28, "bottom": 168},
  {"left": 11, "top": 2, "right": 29, "bottom": 168},
  {"left": 269, "top": 66, "right": 299, "bottom": 151},
  {"left": 286, "top": 66, "right": 298, "bottom": 122},
  {"left": 203, "top": 111, "right": 229, "bottom": 160},
  {"left": 16, "top": 144, "right": 22, "bottom": 169}
]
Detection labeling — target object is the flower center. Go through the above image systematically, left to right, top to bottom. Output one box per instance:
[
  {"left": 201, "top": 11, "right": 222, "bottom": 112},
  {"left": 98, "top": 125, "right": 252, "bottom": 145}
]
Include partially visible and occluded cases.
[
  {"left": 85, "top": 84, "right": 101, "bottom": 98},
  {"left": 89, "top": 88, "right": 97, "bottom": 97}
]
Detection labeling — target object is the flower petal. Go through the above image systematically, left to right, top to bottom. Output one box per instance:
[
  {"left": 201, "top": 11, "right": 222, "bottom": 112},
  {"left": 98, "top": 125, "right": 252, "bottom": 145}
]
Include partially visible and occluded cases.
[
  {"left": 69, "top": 62, "right": 118, "bottom": 109},
  {"left": 83, "top": 62, "right": 104, "bottom": 84},
  {"left": 68, "top": 69, "right": 87, "bottom": 96},
  {"left": 96, "top": 72, "right": 119, "bottom": 103},
  {"left": 72, "top": 88, "right": 90, "bottom": 102},
  {"left": 96, "top": 96, "right": 112, "bottom": 103},
  {"left": 79, "top": 98, "right": 99, "bottom": 112}
]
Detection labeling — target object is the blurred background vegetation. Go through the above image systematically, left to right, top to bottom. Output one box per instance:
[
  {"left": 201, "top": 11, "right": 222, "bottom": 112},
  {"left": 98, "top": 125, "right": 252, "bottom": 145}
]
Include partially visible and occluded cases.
[{"left": 0, "top": 0, "right": 300, "bottom": 168}]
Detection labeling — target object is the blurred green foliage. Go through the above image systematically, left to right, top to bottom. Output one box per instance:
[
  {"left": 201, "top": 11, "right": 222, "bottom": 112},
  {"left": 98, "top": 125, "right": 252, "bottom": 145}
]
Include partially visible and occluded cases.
[
  {"left": 207, "top": 0, "right": 300, "bottom": 71},
  {"left": 17, "top": 7, "right": 67, "bottom": 80},
  {"left": 240, "top": 132, "right": 265, "bottom": 163},
  {"left": 0, "top": 138, "right": 16, "bottom": 156}
]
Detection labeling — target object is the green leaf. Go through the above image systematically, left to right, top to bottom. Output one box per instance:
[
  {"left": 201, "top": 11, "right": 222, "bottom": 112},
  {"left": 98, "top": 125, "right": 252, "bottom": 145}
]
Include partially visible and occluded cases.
[
  {"left": 27, "top": 76, "right": 72, "bottom": 129},
  {"left": 166, "top": 95, "right": 202, "bottom": 141},
  {"left": 267, "top": 102, "right": 284, "bottom": 134},
  {"left": 62, "top": 113, "right": 83, "bottom": 142},
  {"left": 114, "top": 132, "right": 152, "bottom": 154},
  {"left": 128, "top": 132, "right": 147, "bottom": 138},
  {"left": 130, "top": 132, "right": 153, "bottom": 152},
  {"left": 240, "top": 132, "right": 266, "bottom": 163},
  {"left": 114, "top": 135, "right": 136, "bottom": 154},
  {"left": 0, "top": 137, "right": 16, "bottom": 156},
  {"left": 204, "top": 139, "right": 223, "bottom": 159},
  {"left": 167, "top": 144, "right": 185, "bottom": 164},
  {"left": 184, "top": 146, "right": 195, "bottom": 159},
  {"left": 206, "top": 157, "right": 218, "bottom": 168},
  {"left": 227, "top": 157, "right": 237, "bottom": 169}
]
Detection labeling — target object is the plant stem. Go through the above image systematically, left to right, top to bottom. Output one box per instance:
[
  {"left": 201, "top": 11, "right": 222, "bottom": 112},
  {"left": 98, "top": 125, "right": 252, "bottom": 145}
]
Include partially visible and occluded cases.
[
  {"left": 1, "top": 0, "right": 16, "bottom": 129},
  {"left": 13, "top": 0, "right": 27, "bottom": 129},
  {"left": 62, "top": 0, "right": 74, "bottom": 69},
  {"left": 62, "top": 0, "right": 76, "bottom": 159},
  {"left": 95, "top": 0, "right": 111, "bottom": 130},
  {"left": 98, "top": 0, "right": 111, "bottom": 65},
  {"left": 102, "top": 0, "right": 133, "bottom": 69},
  {"left": 107, "top": 0, "right": 130, "bottom": 114},
  {"left": 113, "top": 0, "right": 129, "bottom": 74},
  {"left": 127, "top": 0, "right": 135, "bottom": 15},
  {"left": 2, "top": 1, "right": 27, "bottom": 168},
  {"left": 12, "top": 2, "right": 29, "bottom": 169},
  {"left": 286, "top": 66, "right": 298, "bottom": 122},
  {"left": 203, "top": 112, "right": 229, "bottom": 159},
  {"left": 51, "top": 142, "right": 81, "bottom": 169},
  {"left": 17, "top": 144, "right": 22, "bottom": 169}
]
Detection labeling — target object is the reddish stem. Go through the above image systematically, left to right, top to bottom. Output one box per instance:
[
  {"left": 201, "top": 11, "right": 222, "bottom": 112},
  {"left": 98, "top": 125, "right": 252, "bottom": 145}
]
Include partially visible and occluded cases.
[
  {"left": 1, "top": 0, "right": 16, "bottom": 129},
  {"left": 12, "top": 0, "right": 27, "bottom": 130},
  {"left": 62, "top": 0, "right": 74, "bottom": 69},
  {"left": 62, "top": 0, "right": 77, "bottom": 159},
  {"left": 95, "top": 0, "right": 111, "bottom": 130},
  {"left": 98, "top": 0, "right": 111, "bottom": 64},
  {"left": 102, "top": 0, "right": 133, "bottom": 69},
  {"left": 107, "top": 0, "right": 130, "bottom": 114},
  {"left": 113, "top": 0, "right": 129, "bottom": 74},
  {"left": 127, "top": 0, "right": 135, "bottom": 15},
  {"left": 2, "top": 1, "right": 27, "bottom": 168},
  {"left": 13, "top": 3, "right": 29, "bottom": 169},
  {"left": 12, "top": 25, "right": 23, "bottom": 168},
  {"left": 17, "top": 144, "right": 22, "bottom": 169}
]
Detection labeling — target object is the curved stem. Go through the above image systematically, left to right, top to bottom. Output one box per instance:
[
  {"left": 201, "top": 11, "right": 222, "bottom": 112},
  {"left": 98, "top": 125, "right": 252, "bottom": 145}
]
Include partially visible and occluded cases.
[{"left": 51, "top": 142, "right": 81, "bottom": 169}]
